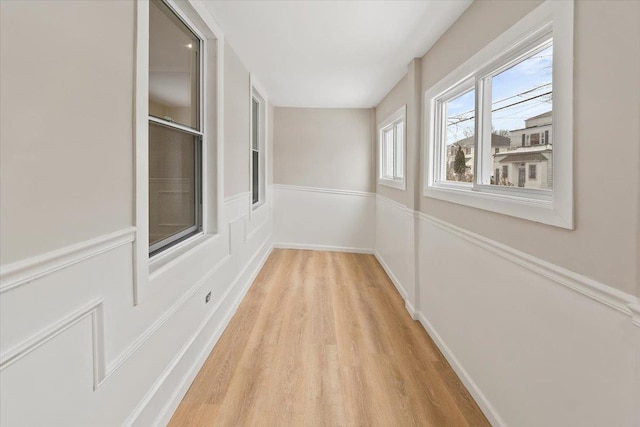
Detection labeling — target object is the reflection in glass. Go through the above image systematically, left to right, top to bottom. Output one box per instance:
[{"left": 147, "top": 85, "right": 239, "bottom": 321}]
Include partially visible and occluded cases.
[
  {"left": 149, "top": 0, "right": 200, "bottom": 129},
  {"left": 148, "top": 123, "right": 200, "bottom": 250}
]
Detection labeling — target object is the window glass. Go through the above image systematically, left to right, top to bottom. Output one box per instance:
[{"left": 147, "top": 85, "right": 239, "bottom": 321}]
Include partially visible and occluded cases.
[
  {"left": 148, "top": 0, "right": 203, "bottom": 255},
  {"left": 149, "top": 0, "right": 200, "bottom": 129},
  {"left": 489, "top": 44, "right": 552, "bottom": 189},
  {"left": 444, "top": 88, "right": 475, "bottom": 183},
  {"left": 252, "top": 98, "right": 259, "bottom": 150},
  {"left": 395, "top": 122, "right": 404, "bottom": 179},
  {"left": 148, "top": 123, "right": 201, "bottom": 252},
  {"left": 383, "top": 128, "right": 394, "bottom": 179},
  {"left": 252, "top": 150, "right": 259, "bottom": 204}
]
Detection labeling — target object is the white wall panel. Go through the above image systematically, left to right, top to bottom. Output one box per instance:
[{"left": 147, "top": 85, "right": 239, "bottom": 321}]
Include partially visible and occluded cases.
[
  {"left": 273, "top": 185, "right": 375, "bottom": 253},
  {"left": 0, "top": 195, "right": 273, "bottom": 426},
  {"left": 374, "top": 195, "right": 415, "bottom": 313},
  {"left": 416, "top": 215, "right": 639, "bottom": 427}
]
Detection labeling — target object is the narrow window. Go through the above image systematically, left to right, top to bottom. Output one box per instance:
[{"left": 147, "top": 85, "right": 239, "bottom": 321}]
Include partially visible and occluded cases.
[
  {"left": 148, "top": 0, "right": 203, "bottom": 255},
  {"left": 251, "top": 87, "right": 266, "bottom": 207},
  {"left": 251, "top": 96, "right": 260, "bottom": 204},
  {"left": 378, "top": 106, "right": 406, "bottom": 190},
  {"left": 530, "top": 133, "right": 540, "bottom": 145},
  {"left": 529, "top": 164, "right": 537, "bottom": 179}
]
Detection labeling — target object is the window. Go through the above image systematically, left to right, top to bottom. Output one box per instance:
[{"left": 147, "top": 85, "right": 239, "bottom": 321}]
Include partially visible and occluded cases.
[
  {"left": 148, "top": 0, "right": 203, "bottom": 255},
  {"left": 424, "top": 1, "right": 573, "bottom": 228},
  {"left": 251, "top": 85, "right": 266, "bottom": 207},
  {"left": 378, "top": 106, "right": 406, "bottom": 190}
]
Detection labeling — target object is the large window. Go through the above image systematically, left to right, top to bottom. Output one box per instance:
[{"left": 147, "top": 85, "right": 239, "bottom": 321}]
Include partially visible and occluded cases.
[
  {"left": 148, "top": 0, "right": 203, "bottom": 255},
  {"left": 424, "top": 1, "right": 573, "bottom": 228},
  {"left": 433, "top": 35, "right": 552, "bottom": 192},
  {"left": 378, "top": 105, "right": 406, "bottom": 190}
]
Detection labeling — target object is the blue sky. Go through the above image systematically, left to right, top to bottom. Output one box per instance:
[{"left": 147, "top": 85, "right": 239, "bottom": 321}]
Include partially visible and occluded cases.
[{"left": 446, "top": 45, "right": 553, "bottom": 145}]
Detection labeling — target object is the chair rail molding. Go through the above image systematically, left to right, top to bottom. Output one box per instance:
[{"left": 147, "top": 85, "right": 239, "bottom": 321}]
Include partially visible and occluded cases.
[
  {"left": 273, "top": 183, "right": 375, "bottom": 198},
  {"left": 374, "top": 192, "right": 640, "bottom": 325},
  {"left": 416, "top": 211, "right": 639, "bottom": 322},
  {"left": 0, "top": 227, "right": 136, "bottom": 294}
]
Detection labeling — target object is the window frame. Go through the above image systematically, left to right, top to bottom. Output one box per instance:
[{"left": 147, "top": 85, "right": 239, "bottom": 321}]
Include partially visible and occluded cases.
[
  {"left": 133, "top": 0, "right": 224, "bottom": 303},
  {"left": 147, "top": 0, "right": 204, "bottom": 257},
  {"left": 423, "top": 0, "right": 573, "bottom": 229},
  {"left": 250, "top": 77, "right": 268, "bottom": 211},
  {"left": 378, "top": 105, "right": 407, "bottom": 191}
]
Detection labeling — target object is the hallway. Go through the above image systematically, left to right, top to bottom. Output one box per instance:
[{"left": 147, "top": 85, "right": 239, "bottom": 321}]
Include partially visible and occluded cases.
[{"left": 169, "top": 250, "right": 489, "bottom": 426}]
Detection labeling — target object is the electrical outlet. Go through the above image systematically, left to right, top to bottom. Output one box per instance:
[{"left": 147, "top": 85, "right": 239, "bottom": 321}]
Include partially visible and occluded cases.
[{"left": 205, "top": 291, "right": 211, "bottom": 303}]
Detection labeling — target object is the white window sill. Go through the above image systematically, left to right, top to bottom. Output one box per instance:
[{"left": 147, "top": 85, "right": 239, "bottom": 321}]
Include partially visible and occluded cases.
[
  {"left": 378, "top": 178, "right": 406, "bottom": 191},
  {"left": 424, "top": 184, "right": 573, "bottom": 229},
  {"left": 252, "top": 200, "right": 266, "bottom": 212},
  {"left": 149, "top": 232, "right": 219, "bottom": 280}
]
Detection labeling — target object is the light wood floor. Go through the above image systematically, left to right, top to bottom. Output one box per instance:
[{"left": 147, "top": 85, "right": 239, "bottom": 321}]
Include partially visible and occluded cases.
[{"left": 169, "top": 249, "right": 490, "bottom": 427}]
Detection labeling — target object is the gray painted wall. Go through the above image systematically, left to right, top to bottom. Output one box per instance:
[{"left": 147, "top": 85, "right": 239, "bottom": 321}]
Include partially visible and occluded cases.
[
  {"left": 416, "top": 0, "right": 640, "bottom": 296},
  {"left": 0, "top": 1, "right": 135, "bottom": 264},
  {"left": 223, "top": 41, "right": 250, "bottom": 198},
  {"left": 274, "top": 107, "right": 374, "bottom": 193}
]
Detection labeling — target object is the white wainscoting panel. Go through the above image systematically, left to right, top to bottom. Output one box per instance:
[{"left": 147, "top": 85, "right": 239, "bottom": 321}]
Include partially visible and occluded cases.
[
  {"left": 273, "top": 184, "right": 375, "bottom": 253},
  {"left": 0, "top": 194, "right": 273, "bottom": 426},
  {"left": 374, "top": 195, "right": 416, "bottom": 316},
  {"left": 416, "top": 214, "right": 639, "bottom": 427}
]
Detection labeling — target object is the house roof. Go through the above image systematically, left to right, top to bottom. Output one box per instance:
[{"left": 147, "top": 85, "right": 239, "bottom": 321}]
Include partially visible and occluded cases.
[
  {"left": 510, "top": 110, "right": 553, "bottom": 132},
  {"left": 526, "top": 110, "right": 552, "bottom": 121},
  {"left": 453, "top": 133, "right": 510, "bottom": 148},
  {"left": 498, "top": 153, "right": 547, "bottom": 163}
]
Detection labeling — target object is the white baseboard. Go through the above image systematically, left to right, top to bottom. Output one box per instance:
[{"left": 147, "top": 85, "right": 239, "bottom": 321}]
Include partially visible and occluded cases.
[
  {"left": 273, "top": 185, "right": 375, "bottom": 252},
  {"left": 126, "top": 237, "right": 273, "bottom": 427},
  {"left": 273, "top": 242, "right": 374, "bottom": 255},
  {"left": 374, "top": 251, "right": 408, "bottom": 300},
  {"left": 404, "top": 300, "right": 417, "bottom": 320},
  {"left": 417, "top": 311, "right": 506, "bottom": 427}
]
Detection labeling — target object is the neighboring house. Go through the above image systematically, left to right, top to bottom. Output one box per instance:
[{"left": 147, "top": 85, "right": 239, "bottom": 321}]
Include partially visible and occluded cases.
[
  {"left": 497, "top": 110, "right": 553, "bottom": 189},
  {"left": 446, "top": 111, "right": 553, "bottom": 189},
  {"left": 447, "top": 133, "right": 510, "bottom": 180}
]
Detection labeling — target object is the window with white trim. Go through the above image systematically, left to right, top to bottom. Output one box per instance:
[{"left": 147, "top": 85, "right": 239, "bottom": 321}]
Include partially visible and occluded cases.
[
  {"left": 148, "top": 0, "right": 203, "bottom": 255},
  {"left": 424, "top": 1, "right": 573, "bottom": 229},
  {"left": 251, "top": 86, "right": 266, "bottom": 207},
  {"left": 378, "top": 105, "right": 406, "bottom": 190}
]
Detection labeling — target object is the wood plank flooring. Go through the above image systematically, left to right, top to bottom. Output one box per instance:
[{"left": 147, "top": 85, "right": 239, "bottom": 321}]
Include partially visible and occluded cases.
[{"left": 169, "top": 249, "right": 490, "bottom": 427}]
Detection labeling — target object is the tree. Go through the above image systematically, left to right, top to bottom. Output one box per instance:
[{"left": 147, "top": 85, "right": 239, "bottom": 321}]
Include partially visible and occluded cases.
[
  {"left": 492, "top": 127, "right": 510, "bottom": 137},
  {"left": 453, "top": 146, "right": 466, "bottom": 176}
]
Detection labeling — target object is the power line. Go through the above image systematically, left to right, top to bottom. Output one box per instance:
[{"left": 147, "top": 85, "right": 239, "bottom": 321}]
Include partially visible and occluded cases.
[
  {"left": 448, "top": 82, "right": 551, "bottom": 120},
  {"left": 447, "top": 91, "right": 552, "bottom": 127}
]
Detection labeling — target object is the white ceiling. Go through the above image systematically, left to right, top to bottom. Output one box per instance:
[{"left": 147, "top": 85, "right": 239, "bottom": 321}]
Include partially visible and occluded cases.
[{"left": 203, "top": 0, "right": 471, "bottom": 108}]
